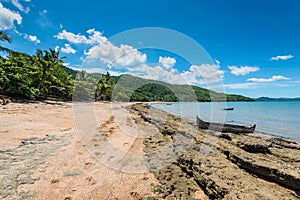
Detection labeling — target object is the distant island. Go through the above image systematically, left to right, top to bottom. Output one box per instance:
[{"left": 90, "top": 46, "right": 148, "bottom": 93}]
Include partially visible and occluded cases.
[{"left": 255, "top": 97, "right": 300, "bottom": 102}]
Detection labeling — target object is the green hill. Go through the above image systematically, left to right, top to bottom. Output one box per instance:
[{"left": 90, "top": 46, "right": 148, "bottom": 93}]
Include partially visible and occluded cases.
[{"left": 111, "top": 74, "right": 253, "bottom": 102}]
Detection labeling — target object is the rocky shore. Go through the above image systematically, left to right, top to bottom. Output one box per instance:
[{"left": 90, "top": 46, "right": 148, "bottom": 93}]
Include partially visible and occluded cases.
[
  {"left": 1, "top": 101, "right": 299, "bottom": 199},
  {"left": 130, "top": 103, "right": 300, "bottom": 199}
]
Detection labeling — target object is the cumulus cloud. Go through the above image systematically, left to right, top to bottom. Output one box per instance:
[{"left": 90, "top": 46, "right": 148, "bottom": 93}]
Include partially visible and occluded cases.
[
  {"left": 11, "top": 0, "right": 30, "bottom": 13},
  {"left": 0, "top": 3, "right": 22, "bottom": 30},
  {"left": 86, "top": 28, "right": 107, "bottom": 43},
  {"left": 55, "top": 29, "right": 107, "bottom": 44},
  {"left": 58, "top": 29, "right": 223, "bottom": 86},
  {"left": 56, "top": 30, "right": 90, "bottom": 44},
  {"left": 24, "top": 34, "right": 40, "bottom": 44},
  {"left": 84, "top": 42, "right": 147, "bottom": 68},
  {"left": 61, "top": 44, "right": 76, "bottom": 54},
  {"left": 270, "top": 55, "right": 293, "bottom": 61},
  {"left": 158, "top": 56, "right": 176, "bottom": 69},
  {"left": 127, "top": 64, "right": 224, "bottom": 85},
  {"left": 189, "top": 64, "right": 224, "bottom": 83},
  {"left": 228, "top": 66, "right": 260, "bottom": 76},
  {"left": 247, "top": 75, "right": 290, "bottom": 83}
]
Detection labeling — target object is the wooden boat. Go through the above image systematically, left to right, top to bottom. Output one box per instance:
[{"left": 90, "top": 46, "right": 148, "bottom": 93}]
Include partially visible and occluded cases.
[
  {"left": 223, "top": 107, "right": 234, "bottom": 111},
  {"left": 196, "top": 116, "right": 256, "bottom": 133}
]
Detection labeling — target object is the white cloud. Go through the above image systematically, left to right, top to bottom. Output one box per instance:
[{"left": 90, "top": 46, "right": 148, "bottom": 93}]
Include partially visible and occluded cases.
[
  {"left": 11, "top": 0, "right": 30, "bottom": 13},
  {"left": 0, "top": 3, "right": 22, "bottom": 30},
  {"left": 86, "top": 28, "right": 107, "bottom": 43},
  {"left": 55, "top": 29, "right": 107, "bottom": 44},
  {"left": 56, "top": 29, "right": 146, "bottom": 68},
  {"left": 61, "top": 29, "right": 223, "bottom": 86},
  {"left": 55, "top": 30, "right": 89, "bottom": 44},
  {"left": 24, "top": 34, "right": 40, "bottom": 44},
  {"left": 84, "top": 42, "right": 147, "bottom": 68},
  {"left": 61, "top": 44, "right": 76, "bottom": 54},
  {"left": 54, "top": 46, "right": 59, "bottom": 52},
  {"left": 270, "top": 55, "right": 293, "bottom": 61},
  {"left": 158, "top": 56, "right": 176, "bottom": 69},
  {"left": 215, "top": 59, "right": 220, "bottom": 65},
  {"left": 63, "top": 62, "right": 70, "bottom": 67},
  {"left": 127, "top": 63, "right": 224, "bottom": 85},
  {"left": 128, "top": 64, "right": 185, "bottom": 84},
  {"left": 189, "top": 64, "right": 224, "bottom": 83},
  {"left": 228, "top": 66, "right": 260, "bottom": 76},
  {"left": 247, "top": 75, "right": 290, "bottom": 83},
  {"left": 225, "top": 82, "right": 260, "bottom": 89}
]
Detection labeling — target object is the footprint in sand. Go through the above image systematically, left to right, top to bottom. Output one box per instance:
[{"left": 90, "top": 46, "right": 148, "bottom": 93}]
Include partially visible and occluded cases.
[{"left": 108, "top": 156, "right": 114, "bottom": 161}]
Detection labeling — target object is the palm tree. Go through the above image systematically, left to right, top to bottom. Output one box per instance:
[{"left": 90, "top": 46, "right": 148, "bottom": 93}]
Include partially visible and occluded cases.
[
  {"left": 0, "top": 31, "right": 12, "bottom": 58},
  {"left": 34, "top": 48, "right": 66, "bottom": 97},
  {"left": 96, "top": 72, "right": 114, "bottom": 101}
]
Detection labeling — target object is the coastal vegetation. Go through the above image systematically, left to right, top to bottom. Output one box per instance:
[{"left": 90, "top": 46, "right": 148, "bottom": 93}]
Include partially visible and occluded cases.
[{"left": 0, "top": 32, "right": 253, "bottom": 102}]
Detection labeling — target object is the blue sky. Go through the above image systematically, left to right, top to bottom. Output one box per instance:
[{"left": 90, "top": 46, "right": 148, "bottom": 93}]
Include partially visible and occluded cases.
[{"left": 0, "top": 0, "right": 300, "bottom": 98}]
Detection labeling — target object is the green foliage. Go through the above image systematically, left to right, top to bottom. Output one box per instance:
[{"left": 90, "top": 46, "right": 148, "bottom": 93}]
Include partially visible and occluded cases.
[
  {"left": 0, "top": 31, "right": 12, "bottom": 56},
  {"left": 0, "top": 49, "right": 74, "bottom": 100},
  {"left": 0, "top": 52, "right": 40, "bottom": 99},
  {"left": 73, "top": 70, "right": 97, "bottom": 101},
  {"left": 95, "top": 72, "right": 115, "bottom": 101},
  {"left": 112, "top": 74, "right": 253, "bottom": 102},
  {"left": 130, "top": 83, "right": 178, "bottom": 102},
  {"left": 226, "top": 94, "right": 253, "bottom": 101}
]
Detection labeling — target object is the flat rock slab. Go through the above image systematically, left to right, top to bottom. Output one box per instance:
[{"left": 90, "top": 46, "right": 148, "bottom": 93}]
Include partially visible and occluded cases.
[{"left": 131, "top": 103, "right": 300, "bottom": 199}]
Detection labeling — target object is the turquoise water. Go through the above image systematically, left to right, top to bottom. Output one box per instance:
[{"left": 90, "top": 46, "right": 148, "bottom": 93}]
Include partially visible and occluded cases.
[{"left": 151, "top": 101, "right": 300, "bottom": 142}]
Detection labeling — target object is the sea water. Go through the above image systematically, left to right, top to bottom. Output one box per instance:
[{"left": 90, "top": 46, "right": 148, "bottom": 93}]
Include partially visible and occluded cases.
[{"left": 151, "top": 101, "right": 300, "bottom": 143}]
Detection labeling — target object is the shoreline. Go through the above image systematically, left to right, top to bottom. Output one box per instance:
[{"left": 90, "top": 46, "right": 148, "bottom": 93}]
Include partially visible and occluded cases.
[
  {"left": 1, "top": 101, "right": 299, "bottom": 199},
  {"left": 149, "top": 101, "right": 300, "bottom": 145},
  {"left": 131, "top": 103, "right": 300, "bottom": 199}
]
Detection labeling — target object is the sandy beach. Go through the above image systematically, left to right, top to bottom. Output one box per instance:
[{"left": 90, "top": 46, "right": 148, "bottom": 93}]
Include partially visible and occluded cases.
[
  {"left": 0, "top": 101, "right": 159, "bottom": 199},
  {"left": 1, "top": 101, "right": 299, "bottom": 199}
]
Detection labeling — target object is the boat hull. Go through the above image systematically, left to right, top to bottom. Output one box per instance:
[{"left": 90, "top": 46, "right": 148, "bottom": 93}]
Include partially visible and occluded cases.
[
  {"left": 223, "top": 107, "right": 234, "bottom": 110},
  {"left": 196, "top": 116, "right": 256, "bottom": 133}
]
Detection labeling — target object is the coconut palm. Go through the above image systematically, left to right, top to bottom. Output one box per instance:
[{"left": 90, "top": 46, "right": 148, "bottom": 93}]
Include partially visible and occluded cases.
[
  {"left": 0, "top": 31, "right": 12, "bottom": 58},
  {"left": 34, "top": 48, "right": 66, "bottom": 97},
  {"left": 96, "top": 72, "right": 114, "bottom": 101}
]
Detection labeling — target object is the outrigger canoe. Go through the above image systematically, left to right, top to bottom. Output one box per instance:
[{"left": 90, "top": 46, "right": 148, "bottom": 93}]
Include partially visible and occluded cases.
[{"left": 196, "top": 116, "right": 256, "bottom": 133}]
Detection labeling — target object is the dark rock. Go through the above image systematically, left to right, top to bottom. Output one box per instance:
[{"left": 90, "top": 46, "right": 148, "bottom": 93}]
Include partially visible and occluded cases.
[{"left": 239, "top": 143, "right": 271, "bottom": 154}]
